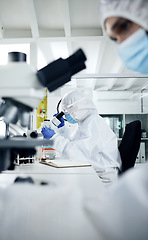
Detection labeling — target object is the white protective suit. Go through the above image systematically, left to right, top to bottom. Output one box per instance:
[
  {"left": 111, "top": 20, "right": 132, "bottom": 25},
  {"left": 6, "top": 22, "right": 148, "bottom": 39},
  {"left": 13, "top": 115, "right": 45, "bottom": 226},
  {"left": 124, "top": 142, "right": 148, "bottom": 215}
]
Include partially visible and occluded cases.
[
  {"left": 89, "top": 1, "right": 148, "bottom": 238},
  {"left": 52, "top": 89, "right": 121, "bottom": 184},
  {"left": 84, "top": 162, "right": 148, "bottom": 240}
]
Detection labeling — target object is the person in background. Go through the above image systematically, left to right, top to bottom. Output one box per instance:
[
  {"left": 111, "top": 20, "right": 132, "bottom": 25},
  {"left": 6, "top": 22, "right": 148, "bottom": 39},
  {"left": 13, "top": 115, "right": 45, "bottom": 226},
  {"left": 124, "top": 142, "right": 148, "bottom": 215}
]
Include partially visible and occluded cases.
[
  {"left": 99, "top": 0, "right": 148, "bottom": 75},
  {"left": 82, "top": 1, "right": 148, "bottom": 239},
  {"left": 42, "top": 89, "right": 121, "bottom": 185}
]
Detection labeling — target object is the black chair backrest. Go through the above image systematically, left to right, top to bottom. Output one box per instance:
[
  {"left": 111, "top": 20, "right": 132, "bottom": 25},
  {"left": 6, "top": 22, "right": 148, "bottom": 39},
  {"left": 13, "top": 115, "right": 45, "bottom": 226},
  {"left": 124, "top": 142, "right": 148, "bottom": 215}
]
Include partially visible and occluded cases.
[{"left": 118, "top": 120, "right": 141, "bottom": 174}]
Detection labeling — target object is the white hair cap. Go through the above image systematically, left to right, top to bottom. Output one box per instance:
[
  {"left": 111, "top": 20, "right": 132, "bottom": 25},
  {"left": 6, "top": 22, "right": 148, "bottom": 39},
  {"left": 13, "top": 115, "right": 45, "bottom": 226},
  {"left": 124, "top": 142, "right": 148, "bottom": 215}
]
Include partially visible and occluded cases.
[
  {"left": 99, "top": 0, "right": 148, "bottom": 31},
  {"left": 60, "top": 89, "right": 96, "bottom": 121}
]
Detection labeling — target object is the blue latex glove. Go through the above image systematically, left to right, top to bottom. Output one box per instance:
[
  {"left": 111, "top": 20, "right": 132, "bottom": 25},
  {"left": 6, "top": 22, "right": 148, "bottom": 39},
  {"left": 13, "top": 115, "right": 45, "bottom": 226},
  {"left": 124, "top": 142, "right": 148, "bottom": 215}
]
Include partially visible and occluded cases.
[
  {"left": 53, "top": 113, "right": 65, "bottom": 128},
  {"left": 41, "top": 126, "right": 55, "bottom": 139}
]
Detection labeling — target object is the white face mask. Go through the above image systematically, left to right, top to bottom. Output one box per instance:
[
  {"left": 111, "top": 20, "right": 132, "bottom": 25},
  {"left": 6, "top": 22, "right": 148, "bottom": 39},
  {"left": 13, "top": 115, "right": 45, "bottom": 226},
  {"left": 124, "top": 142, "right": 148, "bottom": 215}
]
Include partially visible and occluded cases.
[{"left": 117, "top": 28, "right": 148, "bottom": 74}]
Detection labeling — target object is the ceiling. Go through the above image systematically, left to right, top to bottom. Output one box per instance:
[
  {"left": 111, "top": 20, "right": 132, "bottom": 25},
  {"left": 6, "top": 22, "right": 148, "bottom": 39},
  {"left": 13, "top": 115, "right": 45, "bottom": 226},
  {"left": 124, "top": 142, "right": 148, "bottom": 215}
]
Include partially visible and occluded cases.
[{"left": 0, "top": 0, "right": 148, "bottom": 101}]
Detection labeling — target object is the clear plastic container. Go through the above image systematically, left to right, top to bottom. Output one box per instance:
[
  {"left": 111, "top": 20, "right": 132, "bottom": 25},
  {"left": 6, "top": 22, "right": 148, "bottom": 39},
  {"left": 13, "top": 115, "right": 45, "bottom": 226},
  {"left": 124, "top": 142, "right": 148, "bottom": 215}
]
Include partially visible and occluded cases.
[{"left": 41, "top": 146, "right": 56, "bottom": 160}]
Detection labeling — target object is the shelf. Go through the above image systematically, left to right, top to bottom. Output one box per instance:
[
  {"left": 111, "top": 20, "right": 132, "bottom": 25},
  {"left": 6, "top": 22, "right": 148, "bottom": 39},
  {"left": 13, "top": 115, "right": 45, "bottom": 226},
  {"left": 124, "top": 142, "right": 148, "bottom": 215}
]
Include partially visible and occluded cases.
[
  {"left": 101, "top": 113, "right": 148, "bottom": 162},
  {"left": 118, "top": 138, "right": 148, "bottom": 141}
]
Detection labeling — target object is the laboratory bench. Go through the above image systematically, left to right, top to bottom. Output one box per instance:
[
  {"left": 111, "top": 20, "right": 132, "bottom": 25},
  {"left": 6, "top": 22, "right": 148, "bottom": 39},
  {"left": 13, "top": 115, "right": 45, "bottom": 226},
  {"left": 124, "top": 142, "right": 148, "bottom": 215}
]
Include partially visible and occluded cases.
[
  {"left": 0, "top": 161, "right": 103, "bottom": 240},
  {"left": 0, "top": 161, "right": 103, "bottom": 198}
]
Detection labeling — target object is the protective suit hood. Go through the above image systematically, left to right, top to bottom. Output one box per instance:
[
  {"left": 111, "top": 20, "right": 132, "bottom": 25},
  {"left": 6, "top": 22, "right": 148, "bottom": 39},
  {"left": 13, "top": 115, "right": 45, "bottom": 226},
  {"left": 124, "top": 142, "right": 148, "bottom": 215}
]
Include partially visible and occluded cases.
[
  {"left": 99, "top": 0, "right": 148, "bottom": 31},
  {"left": 60, "top": 89, "right": 96, "bottom": 122}
]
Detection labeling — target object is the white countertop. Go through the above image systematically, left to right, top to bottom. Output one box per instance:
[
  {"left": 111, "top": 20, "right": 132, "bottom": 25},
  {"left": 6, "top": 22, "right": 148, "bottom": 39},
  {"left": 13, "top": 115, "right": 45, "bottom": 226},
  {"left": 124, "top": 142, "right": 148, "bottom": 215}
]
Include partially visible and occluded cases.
[
  {"left": 0, "top": 160, "right": 104, "bottom": 240},
  {"left": 0, "top": 161, "right": 103, "bottom": 196}
]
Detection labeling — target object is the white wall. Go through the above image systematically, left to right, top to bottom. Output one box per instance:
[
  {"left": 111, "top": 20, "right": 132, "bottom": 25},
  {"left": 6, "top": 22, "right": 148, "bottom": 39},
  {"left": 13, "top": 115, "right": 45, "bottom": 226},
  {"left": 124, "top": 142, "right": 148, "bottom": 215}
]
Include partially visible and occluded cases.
[
  {"left": 142, "top": 90, "right": 148, "bottom": 113},
  {"left": 93, "top": 91, "right": 142, "bottom": 114},
  {"left": 95, "top": 99, "right": 141, "bottom": 114}
]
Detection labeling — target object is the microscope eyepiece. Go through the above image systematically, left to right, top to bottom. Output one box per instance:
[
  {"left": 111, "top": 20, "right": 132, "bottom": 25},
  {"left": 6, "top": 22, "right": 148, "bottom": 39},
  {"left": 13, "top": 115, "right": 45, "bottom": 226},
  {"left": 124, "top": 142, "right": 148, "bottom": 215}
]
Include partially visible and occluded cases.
[
  {"left": 37, "top": 49, "right": 87, "bottom": 92},
  {"left": 8, "top": 52, "right": 27, "bottom": 62}
]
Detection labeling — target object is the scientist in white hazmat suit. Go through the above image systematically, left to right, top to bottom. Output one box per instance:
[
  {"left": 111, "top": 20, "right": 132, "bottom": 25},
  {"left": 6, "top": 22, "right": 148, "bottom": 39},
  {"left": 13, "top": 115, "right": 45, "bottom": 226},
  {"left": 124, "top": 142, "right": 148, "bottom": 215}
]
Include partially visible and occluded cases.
[
  {"left": 83, "top": 0, "right": 148, "bottom": 239},
  {"left": 42, "top": 89, "right": 121, "bottom": 185}
]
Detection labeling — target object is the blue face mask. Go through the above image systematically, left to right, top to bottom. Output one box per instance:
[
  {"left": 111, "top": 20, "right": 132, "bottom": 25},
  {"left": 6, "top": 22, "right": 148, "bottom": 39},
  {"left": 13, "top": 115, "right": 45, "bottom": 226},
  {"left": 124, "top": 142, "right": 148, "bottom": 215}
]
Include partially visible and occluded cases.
[
  {"left": 117, "top": 28, "right": 148, "bottom": 74},
  {"left": 65, "top": 114, "right": 78, "bottom": 124}
]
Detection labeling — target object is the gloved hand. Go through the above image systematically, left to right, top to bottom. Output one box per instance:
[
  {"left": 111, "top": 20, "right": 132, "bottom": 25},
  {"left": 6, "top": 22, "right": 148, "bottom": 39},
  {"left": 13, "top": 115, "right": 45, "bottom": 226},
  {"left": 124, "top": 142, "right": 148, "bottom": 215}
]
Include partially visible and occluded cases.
[
  {"left": 53, "top": 113, "right": 65, "bottom": 128},
  {"left": 41, "top": 126, "right": 55, "bottom": 139}
]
